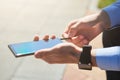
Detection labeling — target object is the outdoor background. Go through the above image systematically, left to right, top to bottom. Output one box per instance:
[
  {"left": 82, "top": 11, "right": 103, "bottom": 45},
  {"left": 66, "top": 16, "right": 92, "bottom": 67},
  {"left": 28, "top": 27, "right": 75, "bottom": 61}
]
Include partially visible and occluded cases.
[{"left": 0, "top": 0, "right": 116, "bottom": 80}]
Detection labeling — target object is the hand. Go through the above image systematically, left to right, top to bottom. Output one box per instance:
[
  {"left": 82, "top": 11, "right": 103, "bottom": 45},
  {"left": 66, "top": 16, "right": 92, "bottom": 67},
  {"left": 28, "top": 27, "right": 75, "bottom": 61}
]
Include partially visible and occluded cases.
[
  {"left": 62, "top": 11, "right": 110, "bottom": 47},
  {"left": 62, "top": 16, "right": 101, "bottom": 47},
  {"left": 33, "top": 35, "right": 81, "bottom": 64},
  {"left": 33, "top": 35, "right": 97, "bottom": 66}
]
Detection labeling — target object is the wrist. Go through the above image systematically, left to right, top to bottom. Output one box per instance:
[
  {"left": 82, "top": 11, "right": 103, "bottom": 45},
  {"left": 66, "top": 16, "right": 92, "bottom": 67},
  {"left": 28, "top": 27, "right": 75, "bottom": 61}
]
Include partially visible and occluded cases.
[
  {"left": 97, "top": 10, "right": 111, "bottom": 31},
  {"left": 91, "top": 49, "right": 97, "bottom": 67}
]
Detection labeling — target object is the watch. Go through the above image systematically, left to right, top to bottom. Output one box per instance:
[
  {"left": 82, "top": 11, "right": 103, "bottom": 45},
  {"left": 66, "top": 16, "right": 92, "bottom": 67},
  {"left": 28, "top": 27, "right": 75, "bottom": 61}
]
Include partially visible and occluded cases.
[{"left": 78, "top": 45, "right": 92, "bottom": 70}]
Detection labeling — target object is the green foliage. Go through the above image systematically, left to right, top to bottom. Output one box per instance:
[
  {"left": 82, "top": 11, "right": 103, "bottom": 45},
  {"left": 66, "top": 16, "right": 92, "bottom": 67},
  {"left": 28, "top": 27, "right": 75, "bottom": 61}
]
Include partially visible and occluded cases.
[{"left": 98, "top": 0, "right": 116, "bottom": 9}]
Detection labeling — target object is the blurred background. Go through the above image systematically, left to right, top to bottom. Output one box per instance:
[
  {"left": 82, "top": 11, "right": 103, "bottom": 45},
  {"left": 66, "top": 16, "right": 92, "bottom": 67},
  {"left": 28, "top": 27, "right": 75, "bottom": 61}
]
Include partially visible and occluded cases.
[{"left": 0, "top": 0, "right": 116, "bottom": 80}]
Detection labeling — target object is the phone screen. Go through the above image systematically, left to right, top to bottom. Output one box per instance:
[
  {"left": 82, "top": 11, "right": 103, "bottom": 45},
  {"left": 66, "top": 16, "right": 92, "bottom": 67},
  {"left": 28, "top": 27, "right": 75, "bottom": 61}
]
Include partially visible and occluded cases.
[{"left": 8, "top": 38, "right": 62, "bottom": 57}]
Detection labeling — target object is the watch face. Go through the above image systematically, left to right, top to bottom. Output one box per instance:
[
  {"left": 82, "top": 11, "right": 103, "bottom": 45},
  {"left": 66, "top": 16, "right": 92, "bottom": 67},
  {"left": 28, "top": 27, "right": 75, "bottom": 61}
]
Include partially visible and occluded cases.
[{"left": 78, "top": 62, "right": 92, "bottom": 70}]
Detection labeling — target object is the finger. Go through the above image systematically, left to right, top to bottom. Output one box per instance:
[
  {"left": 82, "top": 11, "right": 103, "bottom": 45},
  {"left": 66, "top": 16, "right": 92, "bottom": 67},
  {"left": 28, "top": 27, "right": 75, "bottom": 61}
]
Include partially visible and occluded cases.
[
  {"left": 63, "top": 19, "right": 78, "bottom": 34},
  {"left": 68, "top": 23, "right": 79, "bottom": 37},
  {"left": 63, "top": 32, "right": 84, "bottom": 43},
  {"left": 61, "top": 33, "right": 72, "bottom": 42},
  {"left": 62, "top": 33, "right": 69, "bottom": 38},
  {"left": 34, "top": 34, "right": 39, "bottom": 41},
  {"left": 50, "top": 34, "right": 56, "bottom": 39},
  {"left": 43, "top": 35, "right": 49, "bottom": 41},
  {"left": 71, "top": 35, "right": 84, "bottom": 44},
  {"left": 71, "top": 35, "right": 89, "bottom": 47},
  {"left": 69, "top": 36, "right": 84, "bottom": 47},
  {"left": 77, "top": 39, "right": 89, "bottom": 47},
  {"left": 34, "top": 49, "right": 49, "bottom": 58},
  {"left": 34, "top": 50, "right": 43, "bottom": 58}
]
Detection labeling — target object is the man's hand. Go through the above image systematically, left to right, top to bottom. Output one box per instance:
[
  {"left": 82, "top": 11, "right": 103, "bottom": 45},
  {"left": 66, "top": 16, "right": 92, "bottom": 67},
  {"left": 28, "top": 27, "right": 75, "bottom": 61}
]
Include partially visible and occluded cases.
[
  {"left": 62, "top": 11, "right": 110, "bottom": 47},
  {"left": 33, "top": 35, "right": 81, "bottom": 64},
  {"left": 34, "top": 43, "right": 81, "bottom": 64}
]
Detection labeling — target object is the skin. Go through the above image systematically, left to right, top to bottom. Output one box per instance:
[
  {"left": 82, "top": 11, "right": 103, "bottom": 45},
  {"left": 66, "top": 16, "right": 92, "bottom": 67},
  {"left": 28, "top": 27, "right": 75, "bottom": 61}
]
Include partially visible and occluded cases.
[
  {"left": 34, "top": 10, "right": 110, "bottom": 67},
  {"left": 62, "top": 11, "right": 110, "bottom": 47},
  {"left": 34, "top": 35, "right": 81, "bottom": 63},
  {"left": 34, "top": 35, "right": 97, "bottom": 66}
]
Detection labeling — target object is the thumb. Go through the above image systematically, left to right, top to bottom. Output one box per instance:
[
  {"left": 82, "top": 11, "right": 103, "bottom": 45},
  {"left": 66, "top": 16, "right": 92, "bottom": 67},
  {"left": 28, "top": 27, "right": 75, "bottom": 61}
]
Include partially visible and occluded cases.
[
  {"left": 68, "top": 28, "right": 78, "bottom": 37},
  {"left": 34, "top": 50, "right": 46, "bottom": 58},
  {"left": 34, "top": 51, "right": 42, "bottom": 58}
]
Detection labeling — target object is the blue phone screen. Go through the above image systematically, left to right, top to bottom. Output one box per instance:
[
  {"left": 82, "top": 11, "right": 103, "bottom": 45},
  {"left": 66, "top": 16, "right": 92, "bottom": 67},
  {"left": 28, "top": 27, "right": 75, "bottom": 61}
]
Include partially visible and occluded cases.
[{"left": 8, "top": 38, "right": 62, "bottom": 57}]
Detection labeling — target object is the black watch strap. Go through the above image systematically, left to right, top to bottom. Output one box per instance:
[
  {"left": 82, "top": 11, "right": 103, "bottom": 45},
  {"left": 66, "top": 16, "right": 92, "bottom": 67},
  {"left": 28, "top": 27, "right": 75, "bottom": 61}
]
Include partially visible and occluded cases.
[{"left": 78, "top": 45, "right": 92, "bottom": 70}]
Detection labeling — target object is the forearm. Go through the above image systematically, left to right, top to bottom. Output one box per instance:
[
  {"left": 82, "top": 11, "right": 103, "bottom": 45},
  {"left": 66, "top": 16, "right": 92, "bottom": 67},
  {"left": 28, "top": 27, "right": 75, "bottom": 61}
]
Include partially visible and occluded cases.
[
  {"left": 91, "top": 46, "right": 120, "bottom": 71},
  {"left": 91, "top": 50, "right": 97, "bottom": 66}
]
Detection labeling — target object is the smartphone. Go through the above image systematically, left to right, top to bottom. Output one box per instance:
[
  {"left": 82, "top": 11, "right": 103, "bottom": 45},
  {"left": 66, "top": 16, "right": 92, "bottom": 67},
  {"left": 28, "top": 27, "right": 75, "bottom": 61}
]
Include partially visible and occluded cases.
[{"left": 8, "top": 38, "right": 62, "bottom": 57}]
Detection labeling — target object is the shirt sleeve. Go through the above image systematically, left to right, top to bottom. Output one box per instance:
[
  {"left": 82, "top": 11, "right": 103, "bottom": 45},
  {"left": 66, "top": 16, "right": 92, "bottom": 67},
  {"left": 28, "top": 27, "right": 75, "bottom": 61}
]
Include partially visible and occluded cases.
[
  {"left": 103, "top": 0, "right": 120, "bottom": 27},
  {"left": 96, "top": 46, "right": 120, "bottom": 71}
]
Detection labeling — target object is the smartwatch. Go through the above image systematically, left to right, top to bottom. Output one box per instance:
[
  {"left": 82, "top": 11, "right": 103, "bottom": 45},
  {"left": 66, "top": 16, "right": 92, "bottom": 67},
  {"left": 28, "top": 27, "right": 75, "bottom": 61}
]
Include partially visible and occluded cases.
[{"left": 78, "top": 45, "right": 92, "bottom": 70}]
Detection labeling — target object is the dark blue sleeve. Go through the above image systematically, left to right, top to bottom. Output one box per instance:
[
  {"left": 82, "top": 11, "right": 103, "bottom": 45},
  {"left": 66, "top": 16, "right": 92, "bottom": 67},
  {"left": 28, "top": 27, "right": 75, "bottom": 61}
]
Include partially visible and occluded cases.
[{"left": 103, "top": 0, "right": 120, "bottom": 27}]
